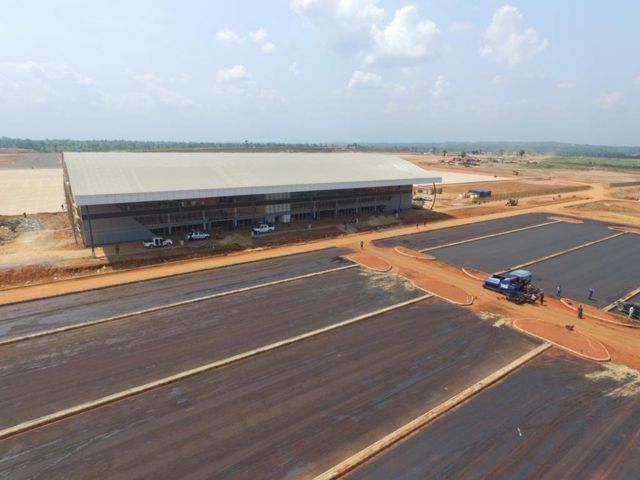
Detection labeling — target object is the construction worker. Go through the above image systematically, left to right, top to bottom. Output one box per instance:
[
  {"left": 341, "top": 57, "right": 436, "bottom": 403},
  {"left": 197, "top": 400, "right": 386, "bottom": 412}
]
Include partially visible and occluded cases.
[
  {"left": 556, "top": 285, "right": 562, "bottom": 297},
  {"left": 588, "top": 287, "right": 594, "bottom": 300},
  {"left": 539, "top": 291, "right": 544, "bottom": 305},
  {"left": 578, "top": 304, "right": 584, "bottom": 319},
  {"left": 629, "top": 306, "right": 635, "bottom": 320}
]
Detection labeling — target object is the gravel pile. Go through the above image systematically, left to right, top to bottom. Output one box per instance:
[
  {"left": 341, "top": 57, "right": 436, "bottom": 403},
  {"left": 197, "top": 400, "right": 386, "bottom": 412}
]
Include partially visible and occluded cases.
[{"left": 0, "top": 216, "right": 45, "bottom": 243}]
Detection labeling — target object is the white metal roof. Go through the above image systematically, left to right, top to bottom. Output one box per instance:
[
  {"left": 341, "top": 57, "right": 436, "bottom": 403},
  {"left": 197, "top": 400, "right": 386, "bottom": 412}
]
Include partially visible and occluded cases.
[{"left": 63, "top": 152, "right": 441, "bottom": 206}]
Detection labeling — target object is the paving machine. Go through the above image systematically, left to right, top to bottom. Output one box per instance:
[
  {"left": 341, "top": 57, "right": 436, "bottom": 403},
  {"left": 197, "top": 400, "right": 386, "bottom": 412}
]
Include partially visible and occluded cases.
[{"left": 483, "top": 269, "right": 540, "bottom": 304}]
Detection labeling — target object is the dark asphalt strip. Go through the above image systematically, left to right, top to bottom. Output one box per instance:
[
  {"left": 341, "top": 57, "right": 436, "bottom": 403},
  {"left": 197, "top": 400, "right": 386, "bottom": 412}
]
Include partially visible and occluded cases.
[
  {"left": 374, "top": 213, "right": 550, "bottom": 250},
  {"left": 429, "top": 220, "right": 615, "bottom": 274},
  {"left": 530, "top": 233, "right": 640, "bottom": 308},
  {"left": 0, "top": 248, "right": 352, "bottom": 338},
  {"left": 0, "top": 268, "right": 420, "bottom": 431},
  {"left": 0, "top": 301, "right": 537, "bottom": 480},
  {"left": 349, "top": 349, "right": 640, "bottom": 480}
]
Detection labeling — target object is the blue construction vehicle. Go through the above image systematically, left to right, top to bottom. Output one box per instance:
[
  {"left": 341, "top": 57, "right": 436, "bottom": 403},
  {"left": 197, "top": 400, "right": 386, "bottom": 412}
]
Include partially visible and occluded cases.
[{"left": 483, "top": 269, "right": 539, "bottom": 304}]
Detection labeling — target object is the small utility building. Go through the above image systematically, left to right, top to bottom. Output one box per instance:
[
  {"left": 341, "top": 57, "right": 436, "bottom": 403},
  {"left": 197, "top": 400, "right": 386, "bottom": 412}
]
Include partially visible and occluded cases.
[{"left": 63, "top": 152, "right": 440, "bottom": 246}]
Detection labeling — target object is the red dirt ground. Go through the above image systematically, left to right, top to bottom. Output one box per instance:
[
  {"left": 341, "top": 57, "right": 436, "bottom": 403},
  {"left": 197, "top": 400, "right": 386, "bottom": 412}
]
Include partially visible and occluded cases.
[
  {"left": 547, "top": 216, "right": 584, "bottom": 224},
  {"left": 609, "top": 225, "right": 640, "bottom": 234},
  {"left": 393, "top": 246, "right": 435, "bottom": 260},
  {"left": 343, "top": 252, "right": 392, "bottom": 272},
  {"left": 403, "top": 272, "right": 474, "bottom": 305},
  {"left": 561, "top": 299, "right": 640, "bottom": 329},
  {"left": 513, "top": 318, "right": 610, "bottom": 361}
]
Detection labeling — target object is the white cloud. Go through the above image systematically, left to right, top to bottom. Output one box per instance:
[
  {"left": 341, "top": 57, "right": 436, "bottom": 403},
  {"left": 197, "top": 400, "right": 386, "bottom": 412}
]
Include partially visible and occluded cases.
[
  {"left": 290, "top": 0, "right": 383, "bottom": 54},
  {"left": 291, "top": 0, "right": 440, "bottom": 67},
  {"left": 482, "top": 5, "right": 547, "bottom": 66},
  {"left": 366, "top": 6, "right": 440, "bottom": 66},
  {"left": 450, "top": 21, "right": 473, "bottom": 32},
  {"left": 216, "top": 27, "right": 276, "bottom": 53},
  {"left": 249, "top": 27, "right": 277, "bottom": 54},
  {"left": 216, "top": 28, "right": 243, "bottom": 45},
  {"left": 0, "top": 61, "right": 96, "bottom": 103},
  {"left": 288, "top": 62, "right": 301, "bottom": 75},
  {"left": 216, "top": 64, "right": 250, "bottom": 83},
  {"left": 346, "top": 70, "right": 405, "bottom": 94},
  {"left": 348, "top": 71, "right": 383, "bottom": 89},
  {"left": 132, "top": 73, "right": 193, "bottom": 107},
  {"left": 490, "top": 74, "right": 507, "bottom": 85},
  {"left": 634, "top": 74, "right": 640, "bottom": 85},
  {"left": 430, "top": 75, "right": 450, "bottom": 98},
  {"left": 557, "top": 81, "right": 573, "bottom": 89},
  {"left": 258, "top": 88, "right": 287, "bottom": 103},
  {"left": 595, "top": 91, "right": 624, "bottom": 109}
]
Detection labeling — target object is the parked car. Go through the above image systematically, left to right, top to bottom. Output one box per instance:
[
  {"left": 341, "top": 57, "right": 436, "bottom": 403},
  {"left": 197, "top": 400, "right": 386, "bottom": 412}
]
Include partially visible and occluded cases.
[
  {"left": 252, "top": 223, "right": 275, "bottom": 234},
  {"left": 185, "top": 231, "right": 211, "bottom": 241},
  {"left": 143, "top": 237, "right": 173, "bottom": 248}
]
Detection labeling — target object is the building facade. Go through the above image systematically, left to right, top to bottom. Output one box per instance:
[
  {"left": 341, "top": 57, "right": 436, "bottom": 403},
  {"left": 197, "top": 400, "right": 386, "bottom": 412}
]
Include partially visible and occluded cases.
[{"left": 63, "top": 152, "right": 440, "bottom": 246}]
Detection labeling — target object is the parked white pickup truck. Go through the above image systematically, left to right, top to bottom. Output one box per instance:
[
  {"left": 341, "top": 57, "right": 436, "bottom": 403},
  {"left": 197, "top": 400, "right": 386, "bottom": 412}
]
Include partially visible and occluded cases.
[
  {"left": 252, "top": 224, "right": 275, "bottom": 234},
  {"left": 185, "top": 231, "right": 211, "bottom": 241},
  {"left": 143, "top": 237, "right": 173, "bottom": 248}
]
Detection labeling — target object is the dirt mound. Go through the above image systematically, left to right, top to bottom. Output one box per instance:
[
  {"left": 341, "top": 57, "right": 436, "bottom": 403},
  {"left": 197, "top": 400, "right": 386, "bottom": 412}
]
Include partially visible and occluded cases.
[
  {"left": 343, "top": 252, "right": 391, "bottom": 272},
  {"left": 405, "top": 274, "right": 474, "bottom": 305}
]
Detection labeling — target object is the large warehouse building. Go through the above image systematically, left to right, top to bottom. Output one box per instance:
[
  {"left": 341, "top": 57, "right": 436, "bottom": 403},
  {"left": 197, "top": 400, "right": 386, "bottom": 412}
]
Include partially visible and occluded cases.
[{"left": 63, "top": 152, "right": 441, "bottom": 246}]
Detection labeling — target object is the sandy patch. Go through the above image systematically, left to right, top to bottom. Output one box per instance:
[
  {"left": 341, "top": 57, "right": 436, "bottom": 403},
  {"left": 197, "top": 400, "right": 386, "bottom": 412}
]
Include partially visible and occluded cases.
[
  {"left": 0, "top": 169, "right": 64, "bottom": 215},
  {"left": 478, "top": 311, "right": 511, "bottom": 329},
  {"left": 585, "top": 363, "right": 640, "bottom": 397}
]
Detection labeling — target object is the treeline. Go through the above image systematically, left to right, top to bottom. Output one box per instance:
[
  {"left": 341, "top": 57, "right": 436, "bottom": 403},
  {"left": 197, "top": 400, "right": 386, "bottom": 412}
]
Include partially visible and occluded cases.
[
  {"left": 1, "top": 136, "right": 638, "bottom": 157},
  {"left": 0, "top": 137, "right": 337, "bottom": 153},
  {"left": 361, "top": 141, "right": 640, "bottom": 158}
]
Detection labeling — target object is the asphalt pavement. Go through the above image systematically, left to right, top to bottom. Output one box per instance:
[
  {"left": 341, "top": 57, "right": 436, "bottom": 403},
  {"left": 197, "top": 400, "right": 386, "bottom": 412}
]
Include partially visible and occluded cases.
[
  {"left": 374, "top": 213, "right": 550, "bottom": 250},
  {"left": 430, "top": 220, "right": 614, "bottom": 273},
  {"left": 531, "top": 233, "right": 640, "bottom": 307},
  {"left": 0, "top": 248, "right": 351, "bottom": 339},
  {"left": 0, "top": 267, "right": 421, "bottom": 430},
  {"left": 0, "top": 300, "right": 538, "bottom": 480},
  {"left": 349, "top": 348, "right": 640, "bottom": 480}
]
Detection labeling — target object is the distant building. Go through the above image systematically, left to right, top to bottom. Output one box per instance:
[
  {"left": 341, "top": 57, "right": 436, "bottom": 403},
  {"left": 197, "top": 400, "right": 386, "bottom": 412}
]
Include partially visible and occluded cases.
[{"left": 63, "top": 152, "right": 441, "bottom": 246}]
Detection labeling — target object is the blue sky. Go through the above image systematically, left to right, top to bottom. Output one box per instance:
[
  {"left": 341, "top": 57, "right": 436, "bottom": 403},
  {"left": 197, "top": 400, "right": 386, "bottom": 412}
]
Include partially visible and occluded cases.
[{"left": 0, "top": 0, "right": 638, "bottom": 145}]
